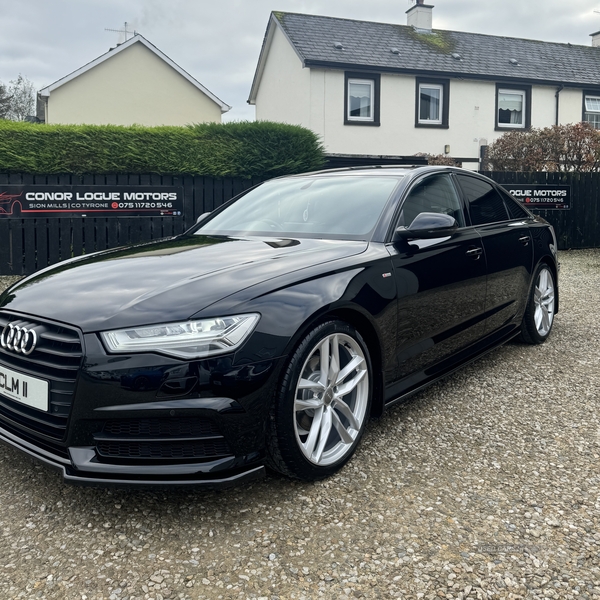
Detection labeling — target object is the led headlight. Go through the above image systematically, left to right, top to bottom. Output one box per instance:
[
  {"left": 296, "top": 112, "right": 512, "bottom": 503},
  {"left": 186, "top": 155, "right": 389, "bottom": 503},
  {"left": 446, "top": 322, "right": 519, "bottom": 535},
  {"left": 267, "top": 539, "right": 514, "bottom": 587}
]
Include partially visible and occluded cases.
[{"left": 100, "top": 314, "right": 260, "bottom": 359}]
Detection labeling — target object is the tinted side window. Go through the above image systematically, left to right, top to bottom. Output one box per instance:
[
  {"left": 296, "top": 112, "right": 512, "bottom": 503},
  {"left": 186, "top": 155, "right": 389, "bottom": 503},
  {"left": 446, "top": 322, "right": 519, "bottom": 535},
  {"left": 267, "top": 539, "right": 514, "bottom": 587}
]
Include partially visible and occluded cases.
[
  {"left": 398, "top": 174, "right": 465, "bottom": 228},
  {"left": 456, "top": 175, "right": 509, "bottom": 225},
  {"left": 500, "top": 190, "right": 531, "bottom": 219}
]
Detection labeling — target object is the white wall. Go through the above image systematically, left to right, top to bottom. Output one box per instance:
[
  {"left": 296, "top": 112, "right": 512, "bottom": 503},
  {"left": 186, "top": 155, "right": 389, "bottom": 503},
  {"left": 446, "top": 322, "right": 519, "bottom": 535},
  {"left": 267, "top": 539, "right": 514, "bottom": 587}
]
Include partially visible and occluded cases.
[
  {"left": 254, "top": 26, "right": 311, "bottom": 125},
  {"left": 47, "top": 42, "right": 223, "bottom": 126},
  {"left": 305, "top": 73, "right": 491, "bottom": 158},
  {"left": 313, "top": 74, "right": 586, "bottom": 160},
  {"left": 531, "top": 86, "right": 558, "bottom": 128},
  {"left": 558, "top": 88, "right": 585, "bottom": 124}
]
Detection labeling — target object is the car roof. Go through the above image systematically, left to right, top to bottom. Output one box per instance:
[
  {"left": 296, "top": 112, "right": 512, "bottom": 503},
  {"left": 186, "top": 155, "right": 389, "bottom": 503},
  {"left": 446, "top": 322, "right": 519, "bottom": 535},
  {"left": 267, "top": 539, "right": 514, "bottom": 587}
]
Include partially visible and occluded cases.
[{"left": 282, "top": 165, "right": 480, "bottom": 179}]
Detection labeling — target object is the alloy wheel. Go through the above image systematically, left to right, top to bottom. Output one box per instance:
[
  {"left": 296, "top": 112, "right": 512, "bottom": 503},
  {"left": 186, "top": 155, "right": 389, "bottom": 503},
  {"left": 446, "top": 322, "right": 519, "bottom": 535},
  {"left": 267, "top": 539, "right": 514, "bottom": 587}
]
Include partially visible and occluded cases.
[
  {"left": 533, "top": 267, "right": 555, "bottom": 337},
  {"left": 293, "top": 333, "right": 369, "bottom": 466}
]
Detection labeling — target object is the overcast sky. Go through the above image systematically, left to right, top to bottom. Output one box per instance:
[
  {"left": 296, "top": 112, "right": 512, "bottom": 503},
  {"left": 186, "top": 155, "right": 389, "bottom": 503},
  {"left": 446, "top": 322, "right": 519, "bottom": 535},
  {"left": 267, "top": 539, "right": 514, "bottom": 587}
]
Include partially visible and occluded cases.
[{"left": 0, "top": 0, "right": 598, "bottom": 121}]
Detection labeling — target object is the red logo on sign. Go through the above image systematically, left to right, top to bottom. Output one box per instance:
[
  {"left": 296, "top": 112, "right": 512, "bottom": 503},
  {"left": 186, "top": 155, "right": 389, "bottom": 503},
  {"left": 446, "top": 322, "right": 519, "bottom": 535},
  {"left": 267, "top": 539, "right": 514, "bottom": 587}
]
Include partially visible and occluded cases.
[{"left": 111, "top": 202, "right": 119, "bottom": 209}]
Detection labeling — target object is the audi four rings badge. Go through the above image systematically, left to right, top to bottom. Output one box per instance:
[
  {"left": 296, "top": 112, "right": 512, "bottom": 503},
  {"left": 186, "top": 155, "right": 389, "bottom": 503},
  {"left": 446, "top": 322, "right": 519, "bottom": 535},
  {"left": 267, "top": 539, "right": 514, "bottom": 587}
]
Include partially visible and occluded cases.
[{"left": 0, "top": 324, "right": 37, "bottom": 355}]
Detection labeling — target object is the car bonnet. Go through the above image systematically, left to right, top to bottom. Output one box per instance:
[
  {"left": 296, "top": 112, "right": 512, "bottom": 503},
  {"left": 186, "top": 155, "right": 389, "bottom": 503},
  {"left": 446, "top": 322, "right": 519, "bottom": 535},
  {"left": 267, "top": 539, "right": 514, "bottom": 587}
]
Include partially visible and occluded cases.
[{"left": 0, "top": 235, "right": 368, "bottom": 332}]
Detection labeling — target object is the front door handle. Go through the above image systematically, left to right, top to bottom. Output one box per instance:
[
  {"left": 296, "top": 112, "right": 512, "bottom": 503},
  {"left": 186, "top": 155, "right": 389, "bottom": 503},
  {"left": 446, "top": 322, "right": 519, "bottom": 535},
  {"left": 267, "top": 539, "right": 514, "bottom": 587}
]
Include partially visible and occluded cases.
[
  {"left": 519, "top": 235, "right": 531, "bottom": 246},
  {"left": 466, "top": 246, "right": 483, "bottom": 260}
]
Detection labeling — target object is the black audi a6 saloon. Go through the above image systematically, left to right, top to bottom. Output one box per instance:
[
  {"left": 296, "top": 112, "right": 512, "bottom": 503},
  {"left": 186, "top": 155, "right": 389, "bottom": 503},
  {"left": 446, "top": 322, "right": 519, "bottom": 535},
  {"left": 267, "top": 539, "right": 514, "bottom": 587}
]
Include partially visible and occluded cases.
[{"left": 0, "top": 167, "right": 558, "bottom": 487}]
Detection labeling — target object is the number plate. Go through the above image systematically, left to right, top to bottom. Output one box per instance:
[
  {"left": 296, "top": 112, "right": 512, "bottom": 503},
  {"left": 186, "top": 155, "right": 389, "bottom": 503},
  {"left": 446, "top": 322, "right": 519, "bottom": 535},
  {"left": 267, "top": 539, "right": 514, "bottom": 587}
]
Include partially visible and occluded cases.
[{"left": 0, "top": 363, "right": 49, "bottom": 412}]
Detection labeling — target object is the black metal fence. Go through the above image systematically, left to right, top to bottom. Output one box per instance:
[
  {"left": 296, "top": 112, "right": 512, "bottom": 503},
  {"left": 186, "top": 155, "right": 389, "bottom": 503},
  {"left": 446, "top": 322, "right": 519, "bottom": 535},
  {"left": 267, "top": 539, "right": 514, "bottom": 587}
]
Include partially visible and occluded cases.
[
  {"left": 1, "top": 170, "right": 598, "bottom": 276},
  {"left": 483, "top": 171, "right": 600, "bottom": 251},
  {"left": 0, "top": 173, "right": 264, "bottom": 276}
]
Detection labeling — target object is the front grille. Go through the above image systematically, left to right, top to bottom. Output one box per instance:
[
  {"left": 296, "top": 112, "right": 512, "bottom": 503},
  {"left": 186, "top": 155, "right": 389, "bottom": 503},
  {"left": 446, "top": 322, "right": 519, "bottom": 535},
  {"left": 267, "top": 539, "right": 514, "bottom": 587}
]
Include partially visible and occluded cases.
[
  {"left": 0, "top": 312, "right": 83, "bottom": 440},
  {"left": 94, "top": 417, "right": 232, "bottom": 463},
  {"left": 103, "top": 417, "right": 221, "bottom": 439},
  {"left": 97, "top": 439, "right": 231, "bottom": 459}
]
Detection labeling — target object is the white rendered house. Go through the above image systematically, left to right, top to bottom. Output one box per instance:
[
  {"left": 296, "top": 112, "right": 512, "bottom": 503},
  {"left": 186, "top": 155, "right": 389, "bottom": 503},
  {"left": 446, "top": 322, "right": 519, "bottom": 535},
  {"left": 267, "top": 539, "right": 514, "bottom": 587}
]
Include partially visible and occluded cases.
[{"left": 249, "top": 2, "right": 600, "bottom": 168}]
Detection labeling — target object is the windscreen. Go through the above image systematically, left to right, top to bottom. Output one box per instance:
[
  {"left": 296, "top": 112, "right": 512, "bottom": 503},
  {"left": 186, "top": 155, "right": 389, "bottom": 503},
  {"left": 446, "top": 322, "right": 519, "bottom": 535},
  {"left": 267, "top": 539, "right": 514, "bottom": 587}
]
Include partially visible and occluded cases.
[{"left": 195, "top": 175, "right": 402, "bottom": 240}]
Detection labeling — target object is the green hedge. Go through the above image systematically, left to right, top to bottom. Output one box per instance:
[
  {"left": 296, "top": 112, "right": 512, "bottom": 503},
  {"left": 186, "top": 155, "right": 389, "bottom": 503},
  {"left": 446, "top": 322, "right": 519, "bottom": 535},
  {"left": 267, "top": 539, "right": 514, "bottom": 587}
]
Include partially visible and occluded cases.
[{"left": 0, "top": 120, "right": 326, "bottom": 178}]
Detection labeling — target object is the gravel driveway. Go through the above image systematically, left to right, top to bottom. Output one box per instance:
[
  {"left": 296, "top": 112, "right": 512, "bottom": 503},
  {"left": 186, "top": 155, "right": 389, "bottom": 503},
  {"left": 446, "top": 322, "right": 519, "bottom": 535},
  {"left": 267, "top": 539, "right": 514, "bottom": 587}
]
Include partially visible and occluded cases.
[{"left": 0, "top": 250, "right": 599, "bottom": 600}]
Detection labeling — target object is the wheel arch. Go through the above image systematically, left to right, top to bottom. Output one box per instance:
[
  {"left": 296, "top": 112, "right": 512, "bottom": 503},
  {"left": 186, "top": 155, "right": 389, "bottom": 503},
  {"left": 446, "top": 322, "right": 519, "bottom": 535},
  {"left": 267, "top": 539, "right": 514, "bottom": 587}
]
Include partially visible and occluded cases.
[
  {"left": 280, "top": 305, "right": 386, "bottom": 420},
  {"left": 327, "top": 308, "right": 385, "bottom": 418}
]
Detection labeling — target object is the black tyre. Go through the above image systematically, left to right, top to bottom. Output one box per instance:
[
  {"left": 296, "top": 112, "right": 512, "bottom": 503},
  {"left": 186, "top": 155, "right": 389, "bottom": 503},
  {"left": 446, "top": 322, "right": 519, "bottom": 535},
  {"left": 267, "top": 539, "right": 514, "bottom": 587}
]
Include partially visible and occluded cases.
[
  {"left": 520, "top": 263, "right": 556, "bottom": 344},
  {"left": 267, "top": 321, "right": 372, "bottom": 481}
]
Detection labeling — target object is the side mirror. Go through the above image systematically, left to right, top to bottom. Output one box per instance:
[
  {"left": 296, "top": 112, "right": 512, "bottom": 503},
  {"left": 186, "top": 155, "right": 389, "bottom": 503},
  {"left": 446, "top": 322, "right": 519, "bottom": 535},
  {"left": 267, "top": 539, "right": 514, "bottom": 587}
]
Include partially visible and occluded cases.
[
  {"left": 196, "top": 212, "right": 211, "bottom": 224},
  {"left": 393, "top": 212, "right": 458, "bottom": 241}
]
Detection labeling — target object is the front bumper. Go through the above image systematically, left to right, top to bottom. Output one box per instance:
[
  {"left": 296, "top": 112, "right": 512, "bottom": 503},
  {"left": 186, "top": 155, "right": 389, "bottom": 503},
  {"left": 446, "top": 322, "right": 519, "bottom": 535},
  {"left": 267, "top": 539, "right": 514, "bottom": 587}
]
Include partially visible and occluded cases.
[
  {"left": 0, "top": 314, "right": 284, "bottom": 488},
  {"left": 0, "top": 422, "right": 265, "bottom": 488}
]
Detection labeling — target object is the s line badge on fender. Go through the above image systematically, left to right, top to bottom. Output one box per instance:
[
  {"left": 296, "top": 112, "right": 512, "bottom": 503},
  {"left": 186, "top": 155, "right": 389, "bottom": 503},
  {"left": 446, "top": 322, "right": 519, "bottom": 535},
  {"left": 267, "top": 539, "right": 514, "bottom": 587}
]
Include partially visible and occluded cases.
[{"left": 0, "top": 167, "right": 559, "bottom": 487}]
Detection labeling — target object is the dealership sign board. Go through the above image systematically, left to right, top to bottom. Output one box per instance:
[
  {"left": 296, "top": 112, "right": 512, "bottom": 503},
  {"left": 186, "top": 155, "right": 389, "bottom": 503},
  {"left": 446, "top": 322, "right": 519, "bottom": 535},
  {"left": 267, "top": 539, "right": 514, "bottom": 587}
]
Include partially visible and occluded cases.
[
  {"left": 502, "top": 184, "right": 571, "bottom": 210},
  {"left": 0, "top": 186, "right": 184, "bottom": 218}
]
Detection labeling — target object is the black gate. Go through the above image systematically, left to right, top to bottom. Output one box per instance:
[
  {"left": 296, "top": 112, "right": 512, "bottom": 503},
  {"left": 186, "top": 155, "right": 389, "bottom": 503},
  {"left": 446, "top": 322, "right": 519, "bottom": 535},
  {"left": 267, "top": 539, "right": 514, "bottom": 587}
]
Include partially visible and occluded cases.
[
  {"left": 1, "top": 170, "right": 599, "bottom": 276},
  {"left": 484, "top": 171, "right": 600, "bottom": 251},
  {"left": 0, "top": 173, "right": 264, "bottom": 276}
]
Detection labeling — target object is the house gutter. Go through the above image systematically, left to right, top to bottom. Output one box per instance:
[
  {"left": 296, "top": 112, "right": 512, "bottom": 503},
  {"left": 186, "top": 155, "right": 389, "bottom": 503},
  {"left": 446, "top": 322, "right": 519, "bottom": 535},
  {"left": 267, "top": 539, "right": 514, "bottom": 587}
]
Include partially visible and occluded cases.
[
  {"left": 302, "top": 59, "right": 583, "bottom": 89},
  {"left": 555, "top": 85, "right": 564, "bottom": 125}
]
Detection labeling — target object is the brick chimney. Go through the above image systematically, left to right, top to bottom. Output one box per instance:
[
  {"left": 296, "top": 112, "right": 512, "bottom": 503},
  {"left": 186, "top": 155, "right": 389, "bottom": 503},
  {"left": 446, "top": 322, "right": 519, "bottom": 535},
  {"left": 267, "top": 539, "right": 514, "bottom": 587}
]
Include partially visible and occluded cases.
[
  {"left": 406, "top": 0, "right": 434, "bottom": 32},
  {"left": 591, "top": 30, "right": 600, "bottom": 48}
]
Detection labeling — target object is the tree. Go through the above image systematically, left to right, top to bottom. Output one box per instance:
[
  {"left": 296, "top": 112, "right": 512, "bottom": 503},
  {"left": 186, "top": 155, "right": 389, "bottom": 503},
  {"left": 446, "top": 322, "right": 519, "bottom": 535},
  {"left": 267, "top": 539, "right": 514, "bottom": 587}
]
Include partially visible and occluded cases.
[
  {"left": 5, "top": 75, "right": 35, "bottom": 121},
  {"left": 0, "top": 81, "right": 11, "bottom": 120},
  {"left": 487, "top": 123, "right": 600, "bottom": 172},
  {"left": 558, "top": 123, "right": 600, "bottom": 172},
  {"left": 425, "top": 153, "right": 462, "bottom": 167}
]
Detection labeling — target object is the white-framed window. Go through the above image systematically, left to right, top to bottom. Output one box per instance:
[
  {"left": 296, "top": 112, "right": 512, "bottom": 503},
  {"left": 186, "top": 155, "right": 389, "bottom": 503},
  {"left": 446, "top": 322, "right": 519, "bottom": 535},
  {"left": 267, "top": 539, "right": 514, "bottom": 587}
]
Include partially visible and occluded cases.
[
  {"left": 344, "top": 72, "right": 380, "bottom": 126},
  {"left": 347, "top": 78, "right": 374, "bottom": 122},
  {"left": 415, "top": 78, "right": 449, "bottom": 128},
  {"left": 418, "top": 83, "right": 443, "bottom": 124},
  {"left": 497, "top": 88, "right": 526, "bottom": 128},
  {"left": 584, "top": 94, "right": 600, "bottom": 129}
]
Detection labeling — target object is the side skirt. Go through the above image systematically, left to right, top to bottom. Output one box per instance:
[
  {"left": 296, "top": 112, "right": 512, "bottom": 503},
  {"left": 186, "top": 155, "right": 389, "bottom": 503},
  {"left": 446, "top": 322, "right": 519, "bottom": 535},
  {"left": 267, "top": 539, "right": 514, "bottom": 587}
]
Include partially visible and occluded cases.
[{"left": 383, "top": 325, "right": 520, "bottom": 410}]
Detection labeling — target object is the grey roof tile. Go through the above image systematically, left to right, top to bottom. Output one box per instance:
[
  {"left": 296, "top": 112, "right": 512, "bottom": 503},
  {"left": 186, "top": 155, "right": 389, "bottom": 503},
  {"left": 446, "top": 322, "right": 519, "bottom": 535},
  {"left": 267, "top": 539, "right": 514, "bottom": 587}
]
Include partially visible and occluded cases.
[{"left": 275, "top": 12, "right": 600, "bottom": 87}]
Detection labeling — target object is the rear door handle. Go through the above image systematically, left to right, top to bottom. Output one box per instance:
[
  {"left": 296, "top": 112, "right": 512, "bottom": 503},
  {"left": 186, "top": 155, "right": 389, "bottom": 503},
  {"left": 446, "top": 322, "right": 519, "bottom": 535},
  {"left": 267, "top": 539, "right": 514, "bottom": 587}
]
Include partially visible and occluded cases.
[{"left": 466, "top": 247, "right": 483, "bottom": 259}]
